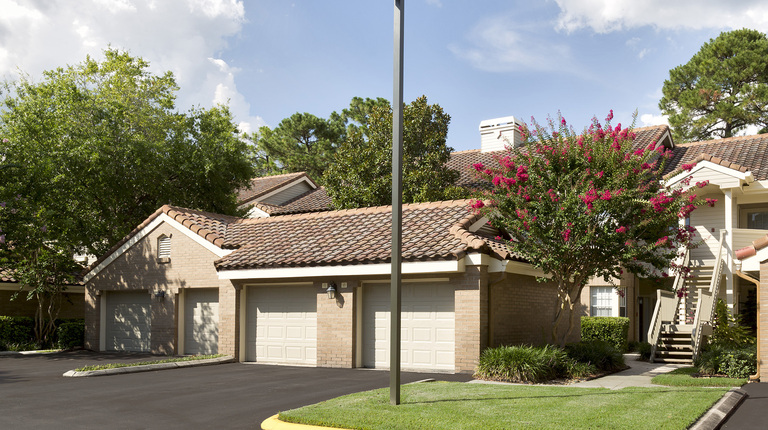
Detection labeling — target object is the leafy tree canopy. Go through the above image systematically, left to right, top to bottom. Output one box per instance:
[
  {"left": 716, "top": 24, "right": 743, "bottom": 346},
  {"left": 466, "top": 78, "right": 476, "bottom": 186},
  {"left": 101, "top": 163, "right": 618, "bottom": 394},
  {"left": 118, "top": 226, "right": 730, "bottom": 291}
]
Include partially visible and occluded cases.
[
  {"left": 659, "top": 28, "right": 768, "bottom": 142},
  {"left": 0, "top": 48, "right": 255, "bottom": 256},
  {"left": 323, "top": 95, "right": 465, "bottom": 209},
  {"left": 254, "top": 111, "right": 346, "bottom": 181},
  {"left": 471, "top": 112, "right": 709, "bottom": 346}
]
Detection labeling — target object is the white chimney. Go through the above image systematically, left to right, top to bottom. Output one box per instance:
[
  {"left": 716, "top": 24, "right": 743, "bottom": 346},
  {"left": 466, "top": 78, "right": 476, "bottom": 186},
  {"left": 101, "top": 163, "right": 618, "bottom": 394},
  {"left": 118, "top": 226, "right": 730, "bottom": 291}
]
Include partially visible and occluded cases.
[{"left": 479, "top": 116, "right": 522, "bottom": 153}]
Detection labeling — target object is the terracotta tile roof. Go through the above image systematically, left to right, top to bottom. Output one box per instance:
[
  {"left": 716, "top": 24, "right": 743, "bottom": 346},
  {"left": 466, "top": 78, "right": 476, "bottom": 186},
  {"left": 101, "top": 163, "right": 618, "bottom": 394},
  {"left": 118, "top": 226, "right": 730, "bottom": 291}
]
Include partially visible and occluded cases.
[
  {"left": 448, "top": 125, "right": 672, "bottom": 189},
  {"left": 664, "top": 134, "right": 768, "bottom": 180},
  {"left": 237, "top": 172, "right": 315, "bottom": 205},
  {"left": 253, "top": 187, "right": 334, "bottom": 216},
  {"left": 216, "top": 200, "right": 515, "bottom": 271},
  {"left": 84, "top": 205, "right": 239, "bottom": 276},
  {"left": 735, "top": 234, "right": 768, "bottom": 260},
  {"left": 1, "top": 268, "right": 16, "bottom": 283}
]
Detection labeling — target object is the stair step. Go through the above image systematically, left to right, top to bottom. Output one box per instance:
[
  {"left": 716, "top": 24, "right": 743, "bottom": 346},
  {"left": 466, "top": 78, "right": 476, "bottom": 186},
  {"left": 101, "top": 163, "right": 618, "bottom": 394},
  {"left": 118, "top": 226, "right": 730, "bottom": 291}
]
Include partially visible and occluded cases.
[{"left": 653, "top": 358, "right": 693, "bottom": 364}]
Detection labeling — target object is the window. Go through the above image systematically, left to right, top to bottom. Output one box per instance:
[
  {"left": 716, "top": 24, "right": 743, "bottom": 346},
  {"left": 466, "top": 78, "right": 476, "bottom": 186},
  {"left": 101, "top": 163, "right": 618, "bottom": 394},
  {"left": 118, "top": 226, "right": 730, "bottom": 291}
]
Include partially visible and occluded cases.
[
  {"left": 747, "top": 211, "right": 768, "bottom": 230},
  {"left": 157, "top": 235, "right": 171, "bottom": 261},
  {"left": 590, "top": 286, "right": 613, "bottom": 317}
]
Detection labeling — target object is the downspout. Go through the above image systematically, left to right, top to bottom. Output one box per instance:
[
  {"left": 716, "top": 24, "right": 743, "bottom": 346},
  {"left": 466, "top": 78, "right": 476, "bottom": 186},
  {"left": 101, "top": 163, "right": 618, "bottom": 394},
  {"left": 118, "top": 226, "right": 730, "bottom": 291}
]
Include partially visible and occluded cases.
[
  {"left": 735, "top": 269, "right": 760, "bottom": 382},
  {"left": 488, "top": 270, "right": 508, "bottom": 349}
]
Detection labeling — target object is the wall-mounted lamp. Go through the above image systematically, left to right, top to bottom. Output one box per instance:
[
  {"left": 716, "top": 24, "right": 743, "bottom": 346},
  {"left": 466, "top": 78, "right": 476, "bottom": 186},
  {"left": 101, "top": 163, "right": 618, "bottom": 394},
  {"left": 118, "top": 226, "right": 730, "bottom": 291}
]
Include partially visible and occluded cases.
[
  {"left": 325, "top": 282, "right": 337, "bottom": 300},
  {"left": 155, "top": 290, "right": 166, "bottom": 299}
]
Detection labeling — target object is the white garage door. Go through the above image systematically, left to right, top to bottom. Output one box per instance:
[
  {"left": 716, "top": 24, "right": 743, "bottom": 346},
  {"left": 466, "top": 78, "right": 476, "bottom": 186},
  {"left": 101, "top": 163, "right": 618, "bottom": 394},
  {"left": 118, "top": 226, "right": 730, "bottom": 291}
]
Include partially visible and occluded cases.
[
  {"left": 362, "top": 283, "right": 455, "bottom": 372},
  {"left": 245, "top": 286, "right": 317, "bottom": 364},
  {"left": 184, "top": 289, "right": 219, "bottom": 355},
  {"left": 105, "top": 291, "right": 151, "bottom": 352}
]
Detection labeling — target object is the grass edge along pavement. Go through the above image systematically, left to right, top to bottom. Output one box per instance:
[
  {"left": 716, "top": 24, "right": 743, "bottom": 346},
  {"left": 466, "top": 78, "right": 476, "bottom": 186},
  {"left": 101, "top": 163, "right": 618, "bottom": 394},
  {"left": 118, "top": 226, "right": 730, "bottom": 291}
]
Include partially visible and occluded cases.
[
  {"left": 63, "top": 354, "right": 233, "bottom": 377},
  {"left": 651, "top": 366, "right": 748, "bottom": 388},
  {"left": 277, "top": 381, "right": 728, "bottom": 430}
]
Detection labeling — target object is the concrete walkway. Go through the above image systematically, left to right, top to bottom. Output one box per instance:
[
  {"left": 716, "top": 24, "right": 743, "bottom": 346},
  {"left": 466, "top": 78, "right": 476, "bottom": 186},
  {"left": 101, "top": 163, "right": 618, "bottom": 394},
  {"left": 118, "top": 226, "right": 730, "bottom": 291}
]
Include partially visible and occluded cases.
[{"left": 569, "top": 353, "right": 687, "bottom": 389}]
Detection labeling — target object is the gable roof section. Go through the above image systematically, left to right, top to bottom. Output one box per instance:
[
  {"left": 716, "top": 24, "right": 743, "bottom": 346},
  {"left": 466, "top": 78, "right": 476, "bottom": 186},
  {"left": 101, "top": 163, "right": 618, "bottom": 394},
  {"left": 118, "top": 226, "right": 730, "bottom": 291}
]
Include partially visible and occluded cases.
[
  {"left": 448, "top": 125, "right": 672, "bottom": 189},
  {"left": 664, "top": 134, "right": 768, "bottom": 181},
  {"left": 237, "top": 172, "right": 316, "bottom": 206},
  {"left": 250, "top": 187, "right": 334, "bottom": 216},
  {"left": 216, "top": 200, "right": 517, "bottom": 272},
  {"left": 83, "top": 205, "right": 238, "bottom": 283}
]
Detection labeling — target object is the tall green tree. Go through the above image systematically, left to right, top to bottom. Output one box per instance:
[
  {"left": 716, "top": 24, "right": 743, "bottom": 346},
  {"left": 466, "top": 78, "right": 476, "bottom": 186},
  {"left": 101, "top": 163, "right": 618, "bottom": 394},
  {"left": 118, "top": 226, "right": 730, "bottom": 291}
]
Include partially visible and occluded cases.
[
  {"left": 659, "top": 28, "right": 768, "bottom": 142},
  {"left": 0, "top": 49, "right": 255, "bottom": 256},
  {"left": 323, "top": 95, "right": 465, "bottom": 209},
  {"left": 256, "top": 112, "right": 345, "bottom": 181},
  {"left": 472, "top": 112, "right": 708, "bottom": 346}
]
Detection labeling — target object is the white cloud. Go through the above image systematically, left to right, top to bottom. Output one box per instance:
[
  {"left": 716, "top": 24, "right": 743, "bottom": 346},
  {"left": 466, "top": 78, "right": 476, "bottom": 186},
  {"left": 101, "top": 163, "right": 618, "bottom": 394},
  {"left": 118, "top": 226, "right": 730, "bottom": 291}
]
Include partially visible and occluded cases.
[
  {"left": 0, "top": 0, "right": 259, "bottom": 133},
  {"left": 553, "top": 0, "right": 768, "bottom": 33},
  {"left": 449, "top": 16, "right": 574, "bottom": 73},
  {"left": 640, "top": 113, "right": 668, "bottom": 127}
]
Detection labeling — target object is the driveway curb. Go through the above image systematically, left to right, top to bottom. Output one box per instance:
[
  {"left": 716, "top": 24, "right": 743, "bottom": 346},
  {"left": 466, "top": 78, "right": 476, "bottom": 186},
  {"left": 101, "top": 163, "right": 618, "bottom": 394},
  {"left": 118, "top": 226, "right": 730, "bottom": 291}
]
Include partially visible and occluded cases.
[
  {"left": 0, "top": 349, "right": 64, "bottom": 356},
  {"left": 62, "top": 355, "right": 235, "bottom": 377},
  {"left": 689, "top": 387, "right": 748, "bottom": 430}
]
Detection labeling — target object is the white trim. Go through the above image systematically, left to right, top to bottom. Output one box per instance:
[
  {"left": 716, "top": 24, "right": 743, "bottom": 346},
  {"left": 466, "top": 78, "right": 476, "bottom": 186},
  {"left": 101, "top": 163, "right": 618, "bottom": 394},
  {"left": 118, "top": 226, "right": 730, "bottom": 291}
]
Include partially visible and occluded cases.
[
  {"left": 666, "top": 161, "right": 753, "bottom": 188},
  {"left": 254, "top": 177, "right": 317, "bottom": 203},
  {"left": 245, "top": 205, "right": 271, "bottom": 218},
  {"left": 83, "top": 213, "right": 231, "bottom": 283},
  {"left": 468, "top": 216, "right": 489, "bottom": 233},
  {"left": 218, "top": 260, "right": 463, "bottom": 280},
  {"left": 503, "top": 260, "right": 547, "bottom": 278},
  {"left": 359, "top": 278, "right": 452, "bottom": 285},
  {"left": 238, "top": 287, "right": 246, "bottom": 362},
  {"left": 177, "top": 289, "right": 185, "bottom": 355},
  {"left": 99, "top": 294, "right": 106, "bottom": 352}
]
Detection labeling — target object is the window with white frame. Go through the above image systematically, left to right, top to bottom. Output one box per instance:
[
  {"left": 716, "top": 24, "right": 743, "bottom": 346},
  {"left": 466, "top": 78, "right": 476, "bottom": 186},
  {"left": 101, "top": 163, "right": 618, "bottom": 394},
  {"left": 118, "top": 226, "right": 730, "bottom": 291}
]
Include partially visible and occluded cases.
[
  {"left": 158, "top": 235, "right": 171, "bottom": 259},
  {"left": 590, "top": 286, "right": 613, "bottom": 317}
]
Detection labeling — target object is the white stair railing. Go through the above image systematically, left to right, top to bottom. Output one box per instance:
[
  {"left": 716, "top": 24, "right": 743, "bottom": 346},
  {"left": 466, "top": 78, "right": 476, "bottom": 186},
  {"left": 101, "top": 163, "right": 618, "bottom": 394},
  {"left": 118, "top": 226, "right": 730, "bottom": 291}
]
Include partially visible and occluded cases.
[
  {"left": 691, "top": 230, "right": 726, "bottom": 361},
  {"left": 648, "top": 249, "right": 689, "bottom": 362}
]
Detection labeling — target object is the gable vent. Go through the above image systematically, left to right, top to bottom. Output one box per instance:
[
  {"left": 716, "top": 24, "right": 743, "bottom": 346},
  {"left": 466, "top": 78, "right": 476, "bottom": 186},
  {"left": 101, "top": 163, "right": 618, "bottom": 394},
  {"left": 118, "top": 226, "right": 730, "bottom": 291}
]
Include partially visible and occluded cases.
[{"left": 158, "top": 235, "right": 171, "bottom": 259}]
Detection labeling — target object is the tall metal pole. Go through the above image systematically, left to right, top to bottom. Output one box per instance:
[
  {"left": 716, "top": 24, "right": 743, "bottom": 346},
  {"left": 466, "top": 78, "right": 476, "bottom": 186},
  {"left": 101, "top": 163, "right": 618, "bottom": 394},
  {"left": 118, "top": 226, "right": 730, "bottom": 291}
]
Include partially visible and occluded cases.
[{"left": 390, "top": 0, "right": 404, "bottom": 406}]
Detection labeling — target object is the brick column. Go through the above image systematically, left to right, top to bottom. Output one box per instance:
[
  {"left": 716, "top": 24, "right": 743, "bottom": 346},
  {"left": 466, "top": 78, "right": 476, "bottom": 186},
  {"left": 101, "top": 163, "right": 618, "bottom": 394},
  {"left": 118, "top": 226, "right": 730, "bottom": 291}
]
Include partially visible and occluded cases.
[
  {"left": 759, "top": 260, "right": 768, "bottom": 379},
  {"left": 454, "top": 267, "right": 488, "bottom": 373},
  {"left": 316, "top": 281, "right": 355, "bottom": 368}
]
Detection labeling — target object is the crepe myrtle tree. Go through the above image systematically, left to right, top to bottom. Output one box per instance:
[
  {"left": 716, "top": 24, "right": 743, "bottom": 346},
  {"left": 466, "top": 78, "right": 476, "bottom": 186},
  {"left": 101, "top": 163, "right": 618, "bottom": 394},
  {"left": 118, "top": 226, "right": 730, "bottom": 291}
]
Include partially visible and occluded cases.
[{"left": 470, "top": 111, "right": 714, "bottom": 346}]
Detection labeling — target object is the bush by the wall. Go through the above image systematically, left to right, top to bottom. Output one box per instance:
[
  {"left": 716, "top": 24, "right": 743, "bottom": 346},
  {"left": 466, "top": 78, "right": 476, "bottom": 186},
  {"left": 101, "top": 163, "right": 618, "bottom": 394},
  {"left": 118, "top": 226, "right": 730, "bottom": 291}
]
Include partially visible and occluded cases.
[
  {"left": 0, "top": 316, "right": 35, "bottom": 346},
  {"left": 581, "top": 316, "right": 629, "bottom": 352},
  {"left": 56, "top": 321, "right": 85, "bottom": 349},
  {"left": 565, "top": 340, "right": 625, "bottom": 371},
  {"left": 696, "top": 343, "right": 757, "bottom": 378},
  {"left": 475, "top": 345, "right": 571, "bottom": 383}
]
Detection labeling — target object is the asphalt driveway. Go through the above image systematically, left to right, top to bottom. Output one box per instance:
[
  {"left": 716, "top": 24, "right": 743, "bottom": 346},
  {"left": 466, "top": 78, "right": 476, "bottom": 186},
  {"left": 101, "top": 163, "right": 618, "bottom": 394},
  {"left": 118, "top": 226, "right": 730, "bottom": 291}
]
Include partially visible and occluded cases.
[{"left": 1, "top": 350, "right": 472, "bottom": 429}]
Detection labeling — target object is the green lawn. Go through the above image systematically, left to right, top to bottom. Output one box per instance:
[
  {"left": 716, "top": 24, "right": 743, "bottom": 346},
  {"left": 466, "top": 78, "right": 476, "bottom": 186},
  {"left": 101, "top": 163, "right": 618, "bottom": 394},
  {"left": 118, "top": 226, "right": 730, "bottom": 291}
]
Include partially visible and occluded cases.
[
  {"left": 651, "top": 366, "right": 747, "bottom": 387},
  {"left": 279, "top": 382, "right": 727, "bottom": 430}
]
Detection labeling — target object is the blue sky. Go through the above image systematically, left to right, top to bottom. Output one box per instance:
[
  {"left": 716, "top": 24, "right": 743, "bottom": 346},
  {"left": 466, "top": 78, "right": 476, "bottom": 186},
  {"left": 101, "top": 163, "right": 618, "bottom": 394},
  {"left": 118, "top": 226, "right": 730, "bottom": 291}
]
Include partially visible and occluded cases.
[{"left": 2, "top": 0, "right": 768, "bottom": 151}]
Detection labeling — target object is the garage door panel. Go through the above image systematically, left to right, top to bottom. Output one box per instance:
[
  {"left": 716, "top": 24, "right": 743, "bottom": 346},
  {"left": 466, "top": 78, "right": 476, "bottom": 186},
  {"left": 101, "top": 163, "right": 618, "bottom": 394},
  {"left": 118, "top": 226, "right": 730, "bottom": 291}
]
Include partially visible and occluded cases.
[
  {"left": 362, "top": 283, "right": 455, "bottom": 372},
  {"left": 246, "top": 286, "right": 317, "bottom": 364},
  {"left": 184, "top": 289, "right": 219, "bottom": 355},
  {"left": 106, "top": 292, "right": 151, "bottom": 352}
]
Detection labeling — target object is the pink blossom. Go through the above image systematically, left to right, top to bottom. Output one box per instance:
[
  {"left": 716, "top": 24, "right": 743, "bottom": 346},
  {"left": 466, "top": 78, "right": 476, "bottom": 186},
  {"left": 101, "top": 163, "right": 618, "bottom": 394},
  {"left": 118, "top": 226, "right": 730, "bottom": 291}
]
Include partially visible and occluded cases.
[
  {"left": 606, "top": 110, "right": 614, "bottom": 122},
  {"left": 472, "top": 163, "right": 484, "bottom": 172},
  {"left": 681, "top": 163, "right": 695, "bottom": 172},
  {"left": 596, "top": 171, "right": 604, "bottom": 178},
  {"left": 696, "top": 181, "right": 709, "bottom": 188},
  {"left": 705, "top": 198, "right": 717, "bottom": 207},
  {"left": 471, "top": 200, "right": 484, "bottom": 209},
  {"left": 616, "top": 226, "right": 627, "bottom": 233},
  {"left": 562, "top": 229, "right": 571, "bottom": 242}
]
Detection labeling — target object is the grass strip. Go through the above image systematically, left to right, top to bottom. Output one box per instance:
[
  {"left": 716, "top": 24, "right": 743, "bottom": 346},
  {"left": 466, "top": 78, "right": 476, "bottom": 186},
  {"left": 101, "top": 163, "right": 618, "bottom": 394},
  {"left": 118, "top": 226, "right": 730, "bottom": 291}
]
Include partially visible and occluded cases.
[
  {"left": 75, "top": 354, "right": 224, "bottom": 371},
  {"left": 651, "top": 366, "right": 746, "bottom": 387},
  {"left": 279, "top": 382, "right": 727, "bottom": 430}
]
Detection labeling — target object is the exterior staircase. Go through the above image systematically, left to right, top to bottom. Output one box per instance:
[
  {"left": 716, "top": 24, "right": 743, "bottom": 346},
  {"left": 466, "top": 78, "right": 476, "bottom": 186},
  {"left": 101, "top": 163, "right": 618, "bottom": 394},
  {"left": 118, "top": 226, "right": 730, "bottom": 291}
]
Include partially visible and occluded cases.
[{"left": 648, "top": 231, "right": 726, "bottom": 364}]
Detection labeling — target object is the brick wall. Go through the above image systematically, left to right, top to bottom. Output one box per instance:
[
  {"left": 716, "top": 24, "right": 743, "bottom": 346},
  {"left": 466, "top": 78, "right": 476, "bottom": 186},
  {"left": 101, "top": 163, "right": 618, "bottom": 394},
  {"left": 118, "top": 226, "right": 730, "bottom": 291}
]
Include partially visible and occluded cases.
[
  {"left": 85, "top": 221, "right": 236, "bottom": 355},
  {"left": 759, "top": 260, "right": 768, "bottom": 378},
  {"left": 454, "top": 267, "right": 488, "bottom": 373},
  {"left": 490, "top": 273, "right": 581, "bottom": 347},
  {"left": 316, "top": 280, "right": 356, "bottom": 367},
  {"left": 0, "top": 288, "right": 84, "bottom": 319}
]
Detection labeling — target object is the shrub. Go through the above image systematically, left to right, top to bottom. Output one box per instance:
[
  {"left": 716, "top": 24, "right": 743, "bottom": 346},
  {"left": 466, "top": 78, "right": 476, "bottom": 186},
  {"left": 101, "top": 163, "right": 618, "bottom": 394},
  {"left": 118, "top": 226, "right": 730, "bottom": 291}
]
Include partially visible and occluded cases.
[
  {"left": 711, "top": 299, "right": 754, "bottom": 348},
  {"left": 0, "top": 316, "right": 35, "bottom": 346},
  {"left": 581, "top": 317, "right": 629, "bottom": 352},
  {"left": 57, "top": 321, "right": 85, "bottom": 349},
  {"left": 565, "top": 340, "right": 625, "bottom": 372},
  {"left": 634, "top": 341, "right": 652, "bottom": 361},
  {"left": 696, "top": 343, "right": 757, "bottom": 378},
  {"left": 475, "top": 345, "right": 571, "bottom": 383}
]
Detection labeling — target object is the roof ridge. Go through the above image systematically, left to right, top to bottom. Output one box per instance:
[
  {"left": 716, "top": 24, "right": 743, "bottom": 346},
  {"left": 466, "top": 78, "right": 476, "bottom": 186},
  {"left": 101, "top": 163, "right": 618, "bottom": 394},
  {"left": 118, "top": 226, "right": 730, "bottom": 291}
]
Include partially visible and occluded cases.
[
  {"left": 678, "top": 134, "right": 768, "bottom": 147},
  {"left": 451, "top": 148, "right": 481, "bottom": 155},
  {"left": 663, "top": 152, "right": 751, "bottom": 180}
]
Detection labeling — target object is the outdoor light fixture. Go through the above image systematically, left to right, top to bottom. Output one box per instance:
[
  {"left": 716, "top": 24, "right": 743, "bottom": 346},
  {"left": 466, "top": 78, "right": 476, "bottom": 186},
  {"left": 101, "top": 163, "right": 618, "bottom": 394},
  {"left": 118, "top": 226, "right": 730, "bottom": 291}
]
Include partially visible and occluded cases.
[
  {"left": 325, "top": 282, "right": 337, "bottom": 300},
  {"left": 155, "top": 290, "right": 166, "bottom": 299}
]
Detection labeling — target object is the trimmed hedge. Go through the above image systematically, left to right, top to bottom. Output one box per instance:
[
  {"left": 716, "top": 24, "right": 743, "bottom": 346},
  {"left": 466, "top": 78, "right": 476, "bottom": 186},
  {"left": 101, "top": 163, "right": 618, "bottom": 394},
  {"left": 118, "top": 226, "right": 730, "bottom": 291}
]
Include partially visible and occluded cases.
[
  {"left": 0, "top": 316, "right": 35, "bottom": 345},
  {"left": 581, "top": 316, "right": 629, "bottom": 352},
  {"left": 57, "top": 321, "right": 85, "bottom": 349},
  {"left": 565, "top": 340, "right": 625, "bottom": 371},
  {"left": 696, "top": 343, "right": 757, "bottom": 378}
]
